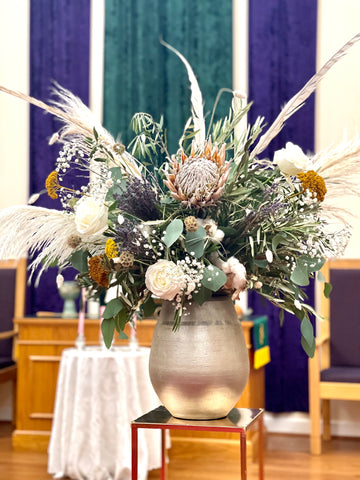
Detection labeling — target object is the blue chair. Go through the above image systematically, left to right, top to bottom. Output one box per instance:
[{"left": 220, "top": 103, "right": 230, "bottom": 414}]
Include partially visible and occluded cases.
[
  {"left": 0, "top": 258, "right": 27, "bottom": 422},
  {"left": 309, "top": 258, "right": 360, "bottom": 454}
]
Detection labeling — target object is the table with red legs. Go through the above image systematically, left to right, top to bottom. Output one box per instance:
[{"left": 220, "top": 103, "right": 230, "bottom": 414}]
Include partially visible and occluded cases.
[{"left": 131, "top": 406, "right": 264, "bottom": 480}]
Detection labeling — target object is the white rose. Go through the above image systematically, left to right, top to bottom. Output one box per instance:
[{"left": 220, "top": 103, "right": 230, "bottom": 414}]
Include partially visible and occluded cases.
[
  {"left": 273, "top": 142, "right": 309, "bottom": 176},
  {"left": 75, "top": 196, "right": 108, "bottom": 235},
  {"left": 145, "top": 260, "right": 184, "bottom": 301}
]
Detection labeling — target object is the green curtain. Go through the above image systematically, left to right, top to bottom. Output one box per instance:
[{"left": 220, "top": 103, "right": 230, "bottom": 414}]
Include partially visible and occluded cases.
[{"left": 103, "top": 0, "right": 232, "bottom": 155}]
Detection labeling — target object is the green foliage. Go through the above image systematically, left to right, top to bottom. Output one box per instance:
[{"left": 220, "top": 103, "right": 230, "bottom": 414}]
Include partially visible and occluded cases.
[
  {"left": 163, "top": 219, "right": 184, "bottom": 247},
  {"left": 185, "top": 226, "right": 206, "bottom": 258},
  {"left": 70, "top": 250, "right": 90, "bottom": 274},
  {"left": 201, "top": 266, "right": 227, "bottom": 292},
  {"left": 101, "top": 318, "right": 115, "bottom": 349}
]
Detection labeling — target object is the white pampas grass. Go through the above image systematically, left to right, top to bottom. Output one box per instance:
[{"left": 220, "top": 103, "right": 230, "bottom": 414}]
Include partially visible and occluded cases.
[
  {"left": 251, "top": 32, "right": 360, "bottom": 159},
  {"left": 161, "top": 39, "right": 206, "bottom": 148},
  {"left": 0, "top": 83, "right": 143, "bottom": 179},
  {"left": 314, "top": 135, "right": 360, "bottom": 199},
  {"left": 0, "top": 205, "right": 105, "bottom": 281}
]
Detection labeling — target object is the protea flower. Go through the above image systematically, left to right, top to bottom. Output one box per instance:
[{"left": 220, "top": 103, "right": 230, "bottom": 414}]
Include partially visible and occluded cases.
[{"left": 164, "top": 139, "right": 230, "bottom": 208}]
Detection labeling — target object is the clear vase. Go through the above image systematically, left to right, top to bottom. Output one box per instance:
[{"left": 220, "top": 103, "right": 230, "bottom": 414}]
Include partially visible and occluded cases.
[{"left": 149, "top": 296, "right": 250, "bottom": 420}]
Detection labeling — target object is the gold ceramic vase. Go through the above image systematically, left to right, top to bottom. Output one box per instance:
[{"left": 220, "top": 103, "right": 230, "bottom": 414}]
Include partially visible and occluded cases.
[{"left": 149, "top": 296, "right": 250, "bottom": 420}]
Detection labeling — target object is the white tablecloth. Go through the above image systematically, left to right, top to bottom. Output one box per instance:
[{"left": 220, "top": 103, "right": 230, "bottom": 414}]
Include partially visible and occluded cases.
[{"left": 48, "top": 346, "right": 166, "bottom": 480}]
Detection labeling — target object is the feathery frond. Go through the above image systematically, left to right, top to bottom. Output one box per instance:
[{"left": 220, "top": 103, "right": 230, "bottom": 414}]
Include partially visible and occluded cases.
[
  {"left": 251, "top": 32, "right": 360, "bottom": 159},
  {"left": 161, "top": 39, "right": 206, "bottom": 148},
  {"left": 0, "top": 83, "right": 143, "bottom": 179},
  {"left": 0, "top": 205, "right": 105, "bottom": 276}
]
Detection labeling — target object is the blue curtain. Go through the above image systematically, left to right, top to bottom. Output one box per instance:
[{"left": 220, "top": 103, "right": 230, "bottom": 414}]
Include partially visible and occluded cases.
[
  {"left": 28, "top": 0, "right": 91, "bottom": 314},
  {"left": 103, "top": 0, "right": 233, "bottom": 154},
  {"left": 248, "top": 0, "right": 318, "bottom": 412}
]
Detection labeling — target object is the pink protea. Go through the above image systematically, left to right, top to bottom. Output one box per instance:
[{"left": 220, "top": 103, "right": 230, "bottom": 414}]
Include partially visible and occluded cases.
[{"left": 164, "top": 138, "right": 230, "bottom": 208}]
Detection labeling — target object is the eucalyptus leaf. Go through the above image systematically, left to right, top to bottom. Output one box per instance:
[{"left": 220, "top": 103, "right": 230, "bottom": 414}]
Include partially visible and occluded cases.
[
  {"left": 163, "top": 219, "right": 183, "bottom": 247},
  {"left": 185, "top": 226, "right": 206, "bottom": 258},
  {"left": 272, "top": 232, "right": 288, "bottom": 252},
  {"left": 70, "top": 250, "right": 90, "bottom": 273},
  {"left": 254, "top": 259, "right": 268, "bottom": 268},
  {"left": 290, "top": 263, "right": 309, "bottom": 286},
  {"left": 201, "top": 266, "right": 227, "bottom": 292},
  {"left": 317, "top": 271, "right": 325, "bottom": 282},
  {"left": 324, "top": 282, "right": 333, "bottom": 298},
  {"left": 192, "top": 286, "right": 213, "bottom": 305},
  {"left": 142, "top": 296, "right": 158, "bottom": 317},
  {"left": 103, "top": 298, "right": 124, "bottom": 319},
  {"left": 115, "top": 308, "right": 129, "bottom": 331},
  {"left": 300, "top": 317, "right": 314, "bottom": 347},
  {"left": 101, "top": 318, "right": 115, "bottom": 349},
  {"left": 301, "top": 334, "right": 315, "bottom": 358}
]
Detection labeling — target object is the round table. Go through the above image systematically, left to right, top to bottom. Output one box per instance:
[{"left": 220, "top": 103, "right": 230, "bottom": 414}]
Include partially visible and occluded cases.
[{"left": 48, "top": 346, "right": 167, "bottom": 480}]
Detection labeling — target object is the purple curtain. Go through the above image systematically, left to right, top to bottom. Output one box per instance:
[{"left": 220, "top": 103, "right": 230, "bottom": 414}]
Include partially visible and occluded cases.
[
  {"left": 28, "top": 0, "right": 91, "bottom": 315},
  {"left": 248, "top": 0, "right": 317, "bottom": 412}
]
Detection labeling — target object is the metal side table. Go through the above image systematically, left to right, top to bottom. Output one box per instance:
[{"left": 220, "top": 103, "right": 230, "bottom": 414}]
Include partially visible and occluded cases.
[{"left": 131, "top": 405, "right": 264, "bottom": 480}]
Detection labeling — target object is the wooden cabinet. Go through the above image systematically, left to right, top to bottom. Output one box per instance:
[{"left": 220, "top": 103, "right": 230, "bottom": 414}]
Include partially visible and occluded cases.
[{"left": 13, "top": 315, "right": 265, "bottom": 455}]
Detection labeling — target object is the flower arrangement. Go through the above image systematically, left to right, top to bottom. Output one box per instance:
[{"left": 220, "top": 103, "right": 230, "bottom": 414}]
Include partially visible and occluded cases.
[{"left": 1, "top": 36, "right": 360, "bottom": 357}]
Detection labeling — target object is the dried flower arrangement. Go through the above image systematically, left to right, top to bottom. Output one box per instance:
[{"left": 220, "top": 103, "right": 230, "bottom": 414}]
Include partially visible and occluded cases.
[{"left": 1, "top": 36, "right": 360, "bottom": 356}]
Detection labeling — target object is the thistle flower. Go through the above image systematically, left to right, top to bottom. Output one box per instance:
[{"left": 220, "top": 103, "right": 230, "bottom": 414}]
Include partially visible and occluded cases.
[
  {"left": 164, "top": 138, "right": 230, "bottom": 208},
  {"left": 297, "top": 170, "right": 327, "bottom": 202},
  {"left": 115, "top": 176, "right": 160, "bottom": 221},
  {"left": 114, "top": 218, "right": 149, "bottom": 256}
]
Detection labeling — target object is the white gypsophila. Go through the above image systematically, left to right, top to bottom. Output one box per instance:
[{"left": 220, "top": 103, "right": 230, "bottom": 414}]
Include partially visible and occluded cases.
[
  {"left": 273, "top": 142, "right": 309, "bottom": 176},
  {"left": 74, "top": 196, "right": 108, "bottom": 235},
  {"left": 145, "top": 259, "right": 185, "bottom": 301}
]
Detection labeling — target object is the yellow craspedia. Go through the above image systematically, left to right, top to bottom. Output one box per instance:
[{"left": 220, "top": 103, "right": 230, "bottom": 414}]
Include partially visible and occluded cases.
[
  {"left": 297, "top": 170, "right": 327, "bottom": 202},
  {"left": 45, "top": 171, "right": 60, "bottom": 199},
  {"left": 105, "top": 239, "right": 119, "bottom": 259}
]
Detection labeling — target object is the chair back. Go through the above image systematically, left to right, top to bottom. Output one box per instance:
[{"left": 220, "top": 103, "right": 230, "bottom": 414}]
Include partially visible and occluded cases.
[
  {"left": 0, "top": 259, "right": 26, "bottom": 362},
  {"left": 327, "top": 259, "right": 360, "bottom": 368}
]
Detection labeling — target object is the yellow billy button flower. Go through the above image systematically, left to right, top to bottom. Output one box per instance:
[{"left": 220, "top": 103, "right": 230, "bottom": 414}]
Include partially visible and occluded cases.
[
  {"left": 45, "top": 170, "right": 80, "bottom": 200},
  {"left": 297, "top": 170, "right": 327, "bottom": 202},
  {"left": 45, "top": 171, "right": 61, "bottom": 199},
  {"left": 105, "top": 239, "right": 119, "bottom": 259}
]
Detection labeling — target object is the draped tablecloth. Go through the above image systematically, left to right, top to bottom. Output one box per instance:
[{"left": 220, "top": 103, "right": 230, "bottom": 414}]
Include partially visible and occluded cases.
[{"left": 48, "top": 346, "right": 167, "bottom": 480}]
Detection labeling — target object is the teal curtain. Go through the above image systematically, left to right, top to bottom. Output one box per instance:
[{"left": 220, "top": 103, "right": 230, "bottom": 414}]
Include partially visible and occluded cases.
[{"left": 103, "top": 0, "right": 232, "bottom": 155}]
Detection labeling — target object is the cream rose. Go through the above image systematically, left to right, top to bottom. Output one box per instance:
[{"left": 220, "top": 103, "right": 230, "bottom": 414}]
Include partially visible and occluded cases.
[
  {"left": 273, "top": 142, "right": 309, "bottom": 176},
  {"left": 75, "top": 196, "right": 108, "bottom": 235},
  {"left": 145, "top": 260, "right": 184, "bottom": 301}
]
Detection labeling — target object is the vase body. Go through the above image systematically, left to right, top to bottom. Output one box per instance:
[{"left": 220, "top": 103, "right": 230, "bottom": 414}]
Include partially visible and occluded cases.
[{"left": 149, "top": 296, "right": 250, "bottom": 420}]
